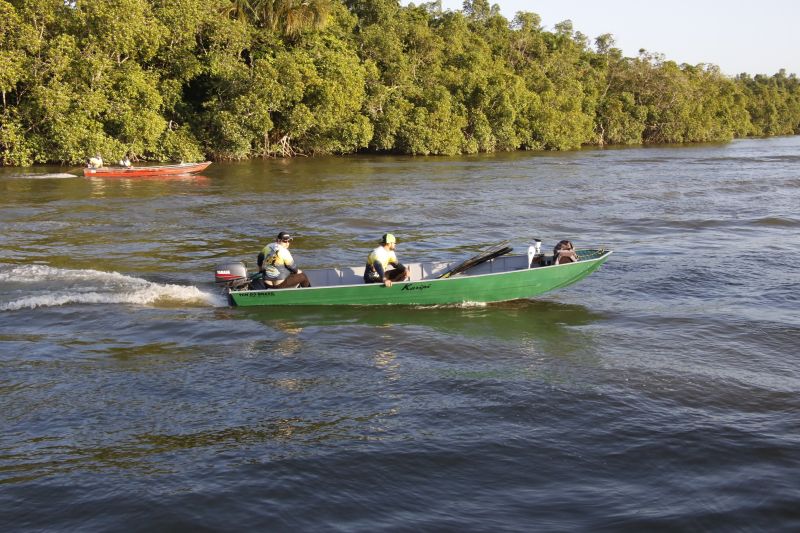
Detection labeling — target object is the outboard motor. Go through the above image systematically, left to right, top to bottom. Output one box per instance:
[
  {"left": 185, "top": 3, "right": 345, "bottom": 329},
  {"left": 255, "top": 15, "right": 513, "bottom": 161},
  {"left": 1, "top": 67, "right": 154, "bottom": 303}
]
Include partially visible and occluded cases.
[{"left": 214, "top": 262, "right": 250, "bottom": 290}]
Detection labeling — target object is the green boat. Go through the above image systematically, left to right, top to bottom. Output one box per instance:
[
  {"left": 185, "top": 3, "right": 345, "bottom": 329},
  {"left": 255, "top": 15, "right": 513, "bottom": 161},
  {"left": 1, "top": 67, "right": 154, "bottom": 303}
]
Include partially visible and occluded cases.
[{"left": 214, "top": 246, "right": 612, "bottom": 307}]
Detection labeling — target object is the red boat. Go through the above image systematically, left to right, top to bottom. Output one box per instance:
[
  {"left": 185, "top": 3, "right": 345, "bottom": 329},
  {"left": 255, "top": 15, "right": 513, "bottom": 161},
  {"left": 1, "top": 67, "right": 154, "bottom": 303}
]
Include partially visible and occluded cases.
[{"left": 83, "top": 161, "right": 211, "bottom": 177}]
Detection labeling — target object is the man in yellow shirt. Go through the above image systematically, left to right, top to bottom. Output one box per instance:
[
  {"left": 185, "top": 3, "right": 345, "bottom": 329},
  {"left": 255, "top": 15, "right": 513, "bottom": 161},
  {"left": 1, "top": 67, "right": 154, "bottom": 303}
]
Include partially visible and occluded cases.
[
  {"left": 258, "top": 231, "right": 311, "bottom": 288},
  {"left": 364, "top": 233, "right": 409, "bottom": 287}
]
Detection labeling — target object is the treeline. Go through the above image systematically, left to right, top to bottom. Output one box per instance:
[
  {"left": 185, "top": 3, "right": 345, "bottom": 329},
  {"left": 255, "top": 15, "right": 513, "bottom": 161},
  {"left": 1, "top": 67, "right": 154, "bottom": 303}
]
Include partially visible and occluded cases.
[{"left": 1, "top": 0, "right": 799, "bottom": 166}]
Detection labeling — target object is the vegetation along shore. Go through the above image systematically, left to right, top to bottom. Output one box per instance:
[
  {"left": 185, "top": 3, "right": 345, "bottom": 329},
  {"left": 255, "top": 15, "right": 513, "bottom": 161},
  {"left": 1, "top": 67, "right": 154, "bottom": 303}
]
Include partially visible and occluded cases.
[{"left": 1, "top": 0, "right": 798, "bottom": 166}]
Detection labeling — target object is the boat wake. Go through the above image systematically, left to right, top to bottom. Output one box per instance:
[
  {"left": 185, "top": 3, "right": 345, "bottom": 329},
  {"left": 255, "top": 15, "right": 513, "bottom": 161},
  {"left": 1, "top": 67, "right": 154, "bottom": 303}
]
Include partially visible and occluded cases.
[
  {"left": 7, "top": 172, "right": 77, "bottom": 179},
  {"left": 0, "top": 265, "right": 226, "bottom": 311},
  {"left": 421, "top": 301, "right": 489, "bottom": 310}
]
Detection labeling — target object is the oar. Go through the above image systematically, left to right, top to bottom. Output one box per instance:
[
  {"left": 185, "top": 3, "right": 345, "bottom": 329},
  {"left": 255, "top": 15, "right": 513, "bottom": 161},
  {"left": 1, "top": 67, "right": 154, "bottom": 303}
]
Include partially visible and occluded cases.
[
  {"left": 438, "top": 241, "right": 512, "bottom": 279},
  {"left": 440, "top": 241, "right": 511, "bottom": 278},
  {"left": 437, "top": 243, "right": 501, "bottom": 279},
  {"left": 444, "top": 246, "right": 513, "bottom": 278},
  {"left": 454, "top": 246, "right": 513, "bottom": 276}
]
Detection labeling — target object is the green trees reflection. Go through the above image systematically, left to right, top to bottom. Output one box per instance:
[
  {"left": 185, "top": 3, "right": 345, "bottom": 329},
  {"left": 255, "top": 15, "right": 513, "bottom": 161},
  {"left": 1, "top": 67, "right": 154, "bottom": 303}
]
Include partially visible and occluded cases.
[{"left": 0, "top": 0, "right": 797, "bottom": 165}]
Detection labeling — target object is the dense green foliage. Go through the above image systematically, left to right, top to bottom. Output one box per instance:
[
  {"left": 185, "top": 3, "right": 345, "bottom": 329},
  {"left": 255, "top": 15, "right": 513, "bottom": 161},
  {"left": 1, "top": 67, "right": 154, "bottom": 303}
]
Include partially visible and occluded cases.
[{"left": 0, "top": 0, "right": 798, "bottom": 165}]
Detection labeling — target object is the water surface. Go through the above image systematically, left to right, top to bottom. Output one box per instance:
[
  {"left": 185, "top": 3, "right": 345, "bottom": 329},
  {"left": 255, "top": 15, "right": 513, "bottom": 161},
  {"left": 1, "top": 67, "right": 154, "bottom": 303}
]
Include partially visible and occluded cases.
[{"left": 1, "top": 138, "right": 799, "bottom": 530}]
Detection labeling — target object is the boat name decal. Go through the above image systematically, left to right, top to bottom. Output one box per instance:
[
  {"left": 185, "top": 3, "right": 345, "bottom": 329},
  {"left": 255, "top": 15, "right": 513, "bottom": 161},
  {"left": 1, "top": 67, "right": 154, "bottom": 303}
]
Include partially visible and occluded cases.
[
  {"left": 401, "top": 283, "right": 432, "bottom": 292},
  {"left": 240, "top": 291, "right": 274, "bottom": 297}
]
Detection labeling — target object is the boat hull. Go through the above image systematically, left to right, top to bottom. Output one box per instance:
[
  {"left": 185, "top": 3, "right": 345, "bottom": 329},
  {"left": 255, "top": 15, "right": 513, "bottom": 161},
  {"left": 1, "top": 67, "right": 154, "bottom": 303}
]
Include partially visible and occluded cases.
[
  {"left": 83, "top": 162, "right": 211, "bottom": 177},
  {"left": 228, "top": 250, "right": 612, "bottom": 307}
]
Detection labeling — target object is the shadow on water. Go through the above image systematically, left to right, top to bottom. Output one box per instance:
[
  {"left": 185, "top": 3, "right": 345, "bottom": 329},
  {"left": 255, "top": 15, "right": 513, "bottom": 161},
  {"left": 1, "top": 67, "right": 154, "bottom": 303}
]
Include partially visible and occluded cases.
[{"left": 236, "top": 299, "right": 605, "bottom": 344}]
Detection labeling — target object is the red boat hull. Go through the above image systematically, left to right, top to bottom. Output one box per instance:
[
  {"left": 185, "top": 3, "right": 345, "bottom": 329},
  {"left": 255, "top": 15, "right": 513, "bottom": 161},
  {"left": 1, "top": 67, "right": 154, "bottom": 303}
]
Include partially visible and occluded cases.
[{"left": 83, "top": 161, "right": 211, "bottom": 177}]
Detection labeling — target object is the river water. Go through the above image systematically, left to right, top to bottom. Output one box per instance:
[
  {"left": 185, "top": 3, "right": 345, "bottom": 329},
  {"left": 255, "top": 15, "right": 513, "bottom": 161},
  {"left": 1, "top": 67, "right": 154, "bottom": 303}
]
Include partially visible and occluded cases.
[{"left": 1, "top": 137, "right": 799, "bottom": 530}]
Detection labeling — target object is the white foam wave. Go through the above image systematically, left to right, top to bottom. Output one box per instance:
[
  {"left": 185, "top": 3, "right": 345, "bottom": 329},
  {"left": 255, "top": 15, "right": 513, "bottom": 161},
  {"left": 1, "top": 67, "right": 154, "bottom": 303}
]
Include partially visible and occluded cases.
[
  {"left": 7, "top": 172, "right": 78, "bottom": 179},
  {"left": 0, "top": 264, "right": 136, "bottom": 283},
  {"left": 0, "top": 265, "right": 226, "bottom": 311},
  {"left": 423, "top": 301, "right": 489, "bottom": 309},
  {"left": 457, "top": 301, "right": 489, "bottom": 308}
]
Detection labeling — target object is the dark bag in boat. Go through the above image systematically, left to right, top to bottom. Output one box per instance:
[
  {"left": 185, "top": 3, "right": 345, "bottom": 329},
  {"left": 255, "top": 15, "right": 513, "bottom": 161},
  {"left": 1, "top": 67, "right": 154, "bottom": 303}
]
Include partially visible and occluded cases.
[
  {"left": 553, "top": 240, "right": 578, "bottom": 264},
  {"left": 249, "top": 272, "right": 267, "bottom": 290}
]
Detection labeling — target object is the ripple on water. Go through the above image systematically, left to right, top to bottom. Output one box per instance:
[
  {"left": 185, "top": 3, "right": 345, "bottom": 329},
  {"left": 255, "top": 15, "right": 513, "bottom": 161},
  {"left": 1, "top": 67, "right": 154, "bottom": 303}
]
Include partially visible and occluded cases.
[{"left": 1, "top": 138, "right": 800, "bottom": 530}]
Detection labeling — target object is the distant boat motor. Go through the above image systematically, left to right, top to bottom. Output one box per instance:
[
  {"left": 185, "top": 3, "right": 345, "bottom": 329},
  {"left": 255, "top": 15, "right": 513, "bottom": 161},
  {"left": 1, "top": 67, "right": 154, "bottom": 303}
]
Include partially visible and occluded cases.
[{"left": 528, "top": 239, "right": 543, "bottom": 268}]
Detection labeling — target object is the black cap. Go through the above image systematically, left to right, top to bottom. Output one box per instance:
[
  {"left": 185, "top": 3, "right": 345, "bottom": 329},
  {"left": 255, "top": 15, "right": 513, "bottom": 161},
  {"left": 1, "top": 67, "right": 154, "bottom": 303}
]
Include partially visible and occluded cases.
[{"left": 276, "top": 231, "right": 292, "bottom": 241}]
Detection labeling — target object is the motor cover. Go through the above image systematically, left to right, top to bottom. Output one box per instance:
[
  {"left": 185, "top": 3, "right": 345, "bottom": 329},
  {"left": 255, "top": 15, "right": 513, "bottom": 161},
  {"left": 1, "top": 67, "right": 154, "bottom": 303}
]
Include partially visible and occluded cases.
[{"left": 215, "top": 262, "right": 248, "bottom": 289}]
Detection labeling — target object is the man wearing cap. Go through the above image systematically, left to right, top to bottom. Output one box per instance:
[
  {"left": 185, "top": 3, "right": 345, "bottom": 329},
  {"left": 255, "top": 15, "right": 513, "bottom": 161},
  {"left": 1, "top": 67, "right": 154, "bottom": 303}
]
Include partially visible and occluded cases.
[
  {"left": 258, "top": 231, "right": 311, "bottom": 289},
  {"left": 364, "top": 233, "right": 409, "bottom": 287}
]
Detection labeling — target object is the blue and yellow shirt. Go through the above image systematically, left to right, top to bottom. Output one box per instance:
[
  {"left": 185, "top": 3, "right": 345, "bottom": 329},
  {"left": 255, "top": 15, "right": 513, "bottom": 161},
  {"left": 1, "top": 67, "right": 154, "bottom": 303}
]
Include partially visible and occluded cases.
[{"left": 262, "top": 242, "right": 296, "bottom": 281}]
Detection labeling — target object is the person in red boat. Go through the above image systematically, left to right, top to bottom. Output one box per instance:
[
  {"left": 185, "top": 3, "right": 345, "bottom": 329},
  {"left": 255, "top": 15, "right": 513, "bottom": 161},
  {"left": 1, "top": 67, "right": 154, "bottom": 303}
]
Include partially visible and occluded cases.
[{"left": 88, "top": 155, "right": 103, "bottom": 169}]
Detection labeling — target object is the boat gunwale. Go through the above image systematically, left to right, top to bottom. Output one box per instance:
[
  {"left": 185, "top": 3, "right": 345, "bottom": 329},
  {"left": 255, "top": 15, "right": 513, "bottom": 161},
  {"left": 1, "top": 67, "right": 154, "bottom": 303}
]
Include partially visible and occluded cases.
[
  {"left": 83, "top": 161, "right": 211, "bottom": 176},
  {"left": 227, "top": 249, "right": 613, "bottom": 296}
]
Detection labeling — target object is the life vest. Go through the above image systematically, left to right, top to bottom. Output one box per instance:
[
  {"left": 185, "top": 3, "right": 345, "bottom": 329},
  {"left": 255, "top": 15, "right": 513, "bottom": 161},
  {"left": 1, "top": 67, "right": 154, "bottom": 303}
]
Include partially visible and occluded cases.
[{"left": 261, "top": 242, "right": 292, "bottom": 280}]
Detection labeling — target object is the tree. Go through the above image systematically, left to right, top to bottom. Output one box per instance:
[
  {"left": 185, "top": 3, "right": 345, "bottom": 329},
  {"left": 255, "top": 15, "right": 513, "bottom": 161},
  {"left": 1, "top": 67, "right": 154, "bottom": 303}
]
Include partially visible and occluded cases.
[
  {"left": 1, "top": 0, "right": 797, "bottom": 165},
  {"left": 251, "top": 0, "right": 332, "bottom": 37}
]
